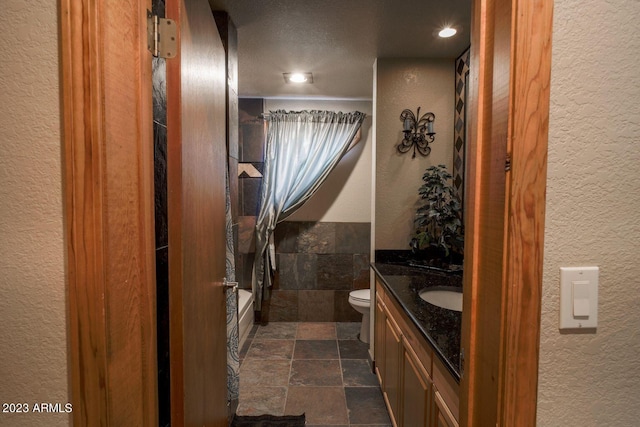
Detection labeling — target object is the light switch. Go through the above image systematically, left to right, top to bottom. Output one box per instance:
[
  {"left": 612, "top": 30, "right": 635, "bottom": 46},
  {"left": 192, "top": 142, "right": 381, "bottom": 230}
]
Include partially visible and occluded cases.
[
  {"left": 559, "top": 267, "right": 598, "bottom": 330},
  {"left": 572, "top": 281, "right": 590, "bottom": 317}
]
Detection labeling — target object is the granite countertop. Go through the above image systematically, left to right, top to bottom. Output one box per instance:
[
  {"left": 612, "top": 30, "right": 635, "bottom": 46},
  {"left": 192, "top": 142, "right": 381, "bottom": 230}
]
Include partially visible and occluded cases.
[{"left": 371, "top": 262, "right": 462, "bottom": 382}]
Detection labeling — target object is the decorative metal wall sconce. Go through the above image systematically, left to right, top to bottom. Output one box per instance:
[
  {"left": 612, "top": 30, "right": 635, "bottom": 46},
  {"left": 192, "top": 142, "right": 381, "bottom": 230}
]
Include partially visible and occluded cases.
[{"left": 397, "top": 107, "right": 435, "bottom": 158}]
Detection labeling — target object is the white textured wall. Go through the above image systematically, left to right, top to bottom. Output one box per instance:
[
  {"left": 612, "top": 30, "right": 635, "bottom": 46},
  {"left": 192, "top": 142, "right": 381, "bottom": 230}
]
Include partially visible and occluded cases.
[
  {"left": 537, "top": 0, "right": 640, "bottom": 425},
  {"left": 0, "top": 1, "right": 69, "bottom": 426},
  {"left": 374, "top": 58, "right": 455, "bottom": 249},
  {"left": 264, "top": 98, "right": 373, "bottom": 222}
]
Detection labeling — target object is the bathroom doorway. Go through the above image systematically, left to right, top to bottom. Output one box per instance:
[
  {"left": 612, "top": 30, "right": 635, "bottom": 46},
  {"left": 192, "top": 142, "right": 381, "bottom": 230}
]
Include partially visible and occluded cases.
[{"left": 61, "top": 0, "right": 553, "bottom": 424}]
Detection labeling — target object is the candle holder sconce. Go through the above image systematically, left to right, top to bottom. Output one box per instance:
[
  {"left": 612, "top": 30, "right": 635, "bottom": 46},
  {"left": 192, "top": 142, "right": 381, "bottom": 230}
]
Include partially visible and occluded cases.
[{"left": 397, "top": 107, "right": 435, "bottom": 158}]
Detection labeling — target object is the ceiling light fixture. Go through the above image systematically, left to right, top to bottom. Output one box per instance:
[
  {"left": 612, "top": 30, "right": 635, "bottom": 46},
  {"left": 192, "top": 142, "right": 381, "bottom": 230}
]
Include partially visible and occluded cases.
[
  {"left": 438, "top": 27, "right": 457, "bottom": 38},
  {"left": 283, "top": 72, "right": 314, "bottom": 84},
  {"left": 289, "top": 73, "right": 307, "bottom": 83}
]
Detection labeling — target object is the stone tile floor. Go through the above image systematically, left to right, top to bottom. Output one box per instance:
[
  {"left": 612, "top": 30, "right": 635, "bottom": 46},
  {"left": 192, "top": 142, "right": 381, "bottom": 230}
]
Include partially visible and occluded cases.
[{"left": 237, "top": 322, "right": 392, "bottom": 426}]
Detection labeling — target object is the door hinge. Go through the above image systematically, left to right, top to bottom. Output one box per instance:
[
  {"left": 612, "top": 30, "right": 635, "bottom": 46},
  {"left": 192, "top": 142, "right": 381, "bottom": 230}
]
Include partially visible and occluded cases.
[
  {"left": 147, "top": 10, "right": 177, "bottom": 58},
  {"left": 505, "top": 153, "right": 512, "bottom": 172}
]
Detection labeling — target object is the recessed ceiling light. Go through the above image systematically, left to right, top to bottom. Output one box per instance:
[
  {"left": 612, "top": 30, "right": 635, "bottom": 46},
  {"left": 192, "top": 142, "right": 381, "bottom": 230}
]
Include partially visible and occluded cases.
[
  {"left": 438, "top": 27, "right": 457, "bottom": 38},
  {"left": 283, "top": 72, "right": 314, "bottom": 84},
  {"left": 289, "top": 73, "right": 307, "bottom": 83}
]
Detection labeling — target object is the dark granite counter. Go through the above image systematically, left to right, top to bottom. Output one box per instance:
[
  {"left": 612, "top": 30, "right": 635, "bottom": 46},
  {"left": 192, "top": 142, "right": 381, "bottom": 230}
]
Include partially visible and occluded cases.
[{"left": 371, "top": 262, "right": 462, "bottom": 382}]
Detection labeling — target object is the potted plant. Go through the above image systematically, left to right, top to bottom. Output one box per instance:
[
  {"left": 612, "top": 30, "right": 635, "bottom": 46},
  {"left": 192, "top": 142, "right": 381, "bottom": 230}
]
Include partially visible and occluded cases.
[{"left": 410, "top": 164, "right": 463, "bottom": 271}]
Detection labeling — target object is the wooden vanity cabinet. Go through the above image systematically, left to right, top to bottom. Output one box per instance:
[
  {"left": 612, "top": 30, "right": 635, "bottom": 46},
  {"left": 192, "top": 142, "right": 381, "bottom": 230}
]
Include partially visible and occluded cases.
[{"left": 375, "top": 278, "right": 459, "bottom": 427}]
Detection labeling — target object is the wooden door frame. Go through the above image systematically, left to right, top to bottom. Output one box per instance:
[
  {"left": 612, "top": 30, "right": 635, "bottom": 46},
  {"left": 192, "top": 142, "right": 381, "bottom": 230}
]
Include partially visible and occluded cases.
[
  {"left": 60, "top": 0, "right": 553, "bottom": 425},
  {"left": 60, "top": 0, "right": 158, "bottom": 424},
  {"left": 461, "top": 0, "right": 554, "bottom": 425}
]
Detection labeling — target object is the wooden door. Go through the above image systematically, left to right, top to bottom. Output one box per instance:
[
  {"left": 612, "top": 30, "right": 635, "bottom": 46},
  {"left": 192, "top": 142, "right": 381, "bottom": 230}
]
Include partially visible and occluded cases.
[{"left": 166, "top": 0, "right": 229, "bottom": 425}]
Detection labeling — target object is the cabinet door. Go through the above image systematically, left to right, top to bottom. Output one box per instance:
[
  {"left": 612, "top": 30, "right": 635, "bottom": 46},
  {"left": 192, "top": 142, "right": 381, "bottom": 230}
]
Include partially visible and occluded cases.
[
  {"left": 374, "top": 298, "right": 386, "bottom": 384},
  {"left": 384, "top": 316, "right": 402, "bottom": 424},
  {"left": 402, "top": 345, "right": 432, "bottom": 427},
  {"left": 434, "top": 390, "right": 459, "bottom": 427}
]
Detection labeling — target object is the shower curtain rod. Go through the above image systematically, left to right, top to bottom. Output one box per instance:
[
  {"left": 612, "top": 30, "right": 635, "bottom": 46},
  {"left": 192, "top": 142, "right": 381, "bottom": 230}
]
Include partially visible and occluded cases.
[
  {"left": 257, "top": 110, "right": 368, "bottom": 121},
  {"left": 258, "top": 113, "right": 342, "bottom": 121}
]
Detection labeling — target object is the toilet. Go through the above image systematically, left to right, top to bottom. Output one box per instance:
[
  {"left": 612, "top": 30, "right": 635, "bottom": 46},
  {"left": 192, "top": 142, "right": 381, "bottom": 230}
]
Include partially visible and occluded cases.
[{"left": 348, "top": 289, "right": 371, "bottom": 343}]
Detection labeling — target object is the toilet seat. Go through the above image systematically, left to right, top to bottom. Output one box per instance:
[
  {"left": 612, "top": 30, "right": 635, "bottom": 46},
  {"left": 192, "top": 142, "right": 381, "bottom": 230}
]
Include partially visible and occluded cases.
[{"left": 349, "top": 289, "right": 371, "bottom": 304}]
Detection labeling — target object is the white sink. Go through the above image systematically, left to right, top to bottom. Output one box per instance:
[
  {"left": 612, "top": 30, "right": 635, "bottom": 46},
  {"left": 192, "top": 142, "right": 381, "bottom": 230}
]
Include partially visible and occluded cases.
[{"left": 419, "top": 288, "right": 463, "bottom": 312}]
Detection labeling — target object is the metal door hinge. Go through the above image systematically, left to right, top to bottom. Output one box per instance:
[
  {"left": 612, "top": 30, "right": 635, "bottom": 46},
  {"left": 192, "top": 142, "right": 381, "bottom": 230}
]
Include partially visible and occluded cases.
[
  {"left": 147, "top": 10, "right": 177, "bottom": 58},
  {"left": 505, "top": 153, "right": 512, "bottom": 172}
]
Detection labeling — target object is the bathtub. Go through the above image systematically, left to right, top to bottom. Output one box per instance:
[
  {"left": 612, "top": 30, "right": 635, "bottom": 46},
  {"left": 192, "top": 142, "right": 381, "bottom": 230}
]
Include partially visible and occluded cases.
[{"left": 237, "top": 289, "right": 254, "bottom": 349}]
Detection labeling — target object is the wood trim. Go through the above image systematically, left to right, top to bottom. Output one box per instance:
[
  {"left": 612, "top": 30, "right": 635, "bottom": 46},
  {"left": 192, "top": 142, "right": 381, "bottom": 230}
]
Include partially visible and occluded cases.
[
  {"left": 60, "top": 0, "right": 158, "bottom": 424},
  {"left": 460, "top": 0, "right": 553, "bottom": 425},
  {"left": 499, "top": 0, "right": 553, "bottom": 424},
  {"left": 60, "top": 1, "right": 108, "bottom": 422}
]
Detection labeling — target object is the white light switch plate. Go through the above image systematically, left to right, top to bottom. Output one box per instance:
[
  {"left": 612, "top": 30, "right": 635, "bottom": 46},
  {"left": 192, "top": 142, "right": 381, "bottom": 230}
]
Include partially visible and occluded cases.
[{"left": 559, "top": 266, "right": 598, "bottom": 330}]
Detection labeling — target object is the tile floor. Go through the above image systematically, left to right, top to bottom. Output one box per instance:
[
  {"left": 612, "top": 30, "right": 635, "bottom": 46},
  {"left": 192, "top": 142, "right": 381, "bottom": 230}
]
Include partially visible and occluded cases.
[{"left": 237, "top": 322, "right": 392, "bottom": 426}]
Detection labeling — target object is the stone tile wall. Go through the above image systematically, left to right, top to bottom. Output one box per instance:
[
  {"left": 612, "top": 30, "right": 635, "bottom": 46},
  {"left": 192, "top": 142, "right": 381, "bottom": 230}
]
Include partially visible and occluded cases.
[
  {"left": 238, "top": 221, "right": 371, "bottom": 322},
  {"left": 277, "top": 222, "right": 371, "bottom": 322}
]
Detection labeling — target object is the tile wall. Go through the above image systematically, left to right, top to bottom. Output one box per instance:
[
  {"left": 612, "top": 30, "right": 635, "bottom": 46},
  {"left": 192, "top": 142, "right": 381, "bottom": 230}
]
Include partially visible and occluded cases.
[{"left": 270, "top": 222, "right": 371, "bottom": 322}]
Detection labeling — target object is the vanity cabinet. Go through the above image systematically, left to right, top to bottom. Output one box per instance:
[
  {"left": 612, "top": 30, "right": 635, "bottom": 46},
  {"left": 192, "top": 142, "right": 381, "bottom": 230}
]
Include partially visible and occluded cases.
[{"left": 375, "top": 277, "right": 459, "bottom": 427}]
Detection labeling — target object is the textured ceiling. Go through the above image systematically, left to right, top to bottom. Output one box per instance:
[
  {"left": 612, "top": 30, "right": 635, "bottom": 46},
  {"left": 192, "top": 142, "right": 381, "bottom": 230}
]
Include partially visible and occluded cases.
[{"left": 209, "top": 0, "right": 471, "bottom": 99}]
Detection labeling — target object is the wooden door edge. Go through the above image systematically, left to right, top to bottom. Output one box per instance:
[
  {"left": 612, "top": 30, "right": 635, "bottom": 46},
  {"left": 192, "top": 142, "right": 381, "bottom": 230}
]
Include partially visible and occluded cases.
[
  {"left": 165, "top": 0, "right": 186, "bottom": 423},
  {"left": 459, "top": 0, "right": 494, "bottom": 422}
]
